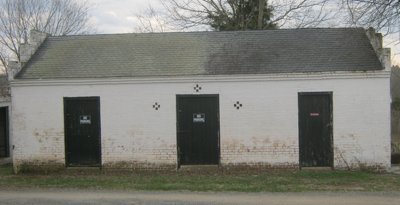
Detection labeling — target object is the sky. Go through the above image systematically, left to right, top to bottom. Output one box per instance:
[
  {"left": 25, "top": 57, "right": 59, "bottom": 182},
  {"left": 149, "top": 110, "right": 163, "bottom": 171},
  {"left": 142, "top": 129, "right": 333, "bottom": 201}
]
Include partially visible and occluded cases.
[{"left": 88, "top": 0, "right": 162, "bottom": 34}]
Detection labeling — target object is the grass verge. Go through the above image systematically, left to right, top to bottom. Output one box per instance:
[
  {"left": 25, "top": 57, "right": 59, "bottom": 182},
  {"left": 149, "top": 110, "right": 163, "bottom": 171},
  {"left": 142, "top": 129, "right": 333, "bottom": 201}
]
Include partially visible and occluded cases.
[{"left": 1, "top": 165, "right": 399, "bottom": 192}]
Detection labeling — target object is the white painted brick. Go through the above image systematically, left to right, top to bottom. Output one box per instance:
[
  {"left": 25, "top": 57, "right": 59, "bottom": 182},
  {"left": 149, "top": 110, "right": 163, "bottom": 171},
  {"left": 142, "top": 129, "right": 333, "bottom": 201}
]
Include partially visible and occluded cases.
[{"left": 10, "top": 73, "right": 391, "bottom": 170}]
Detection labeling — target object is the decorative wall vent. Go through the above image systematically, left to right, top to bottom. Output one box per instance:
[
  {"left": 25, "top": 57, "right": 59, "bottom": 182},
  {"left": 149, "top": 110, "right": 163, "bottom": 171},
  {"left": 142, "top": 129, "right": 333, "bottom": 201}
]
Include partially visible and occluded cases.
[
  {"left": 194, "top": 84, "right": 202, "bottom": 92},
  {"left": 234, "top": 101, "right": 243, "bottom": 110},
  {"left": 152, "top": 102, "right": 161, "bottom": 110}
]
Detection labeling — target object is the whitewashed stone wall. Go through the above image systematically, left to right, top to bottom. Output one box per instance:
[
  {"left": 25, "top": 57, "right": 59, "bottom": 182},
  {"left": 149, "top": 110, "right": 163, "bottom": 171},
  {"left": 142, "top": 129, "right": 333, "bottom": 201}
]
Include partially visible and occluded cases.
[{"left": 10, "top": 72, "right": 391, "bottom": 171}]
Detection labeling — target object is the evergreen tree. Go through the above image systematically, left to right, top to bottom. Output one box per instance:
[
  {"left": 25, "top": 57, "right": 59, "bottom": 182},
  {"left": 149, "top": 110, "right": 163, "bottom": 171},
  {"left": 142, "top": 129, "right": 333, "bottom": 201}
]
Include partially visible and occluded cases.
[{"left": 208, "top": 0, "right": 277, "bottom": 31}]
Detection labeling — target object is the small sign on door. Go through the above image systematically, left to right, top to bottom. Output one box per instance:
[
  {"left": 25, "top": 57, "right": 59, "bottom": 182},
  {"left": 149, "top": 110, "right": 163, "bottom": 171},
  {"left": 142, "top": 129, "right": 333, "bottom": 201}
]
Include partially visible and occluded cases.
[
  {"left": 193, "top": 113, "right": 205, "bottom": 123},
  {"left": 310, "top": 113, "right": 320, "bottom": 117},
  {"left": 80, "top": 115, "right": 91, "bottom": 124}
]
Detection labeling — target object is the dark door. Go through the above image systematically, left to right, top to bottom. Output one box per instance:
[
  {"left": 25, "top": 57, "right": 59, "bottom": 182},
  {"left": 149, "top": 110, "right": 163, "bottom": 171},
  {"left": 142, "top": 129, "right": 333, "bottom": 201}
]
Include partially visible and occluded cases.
[
  {"left": 298, "top": 92, "right": 333, "bottom": 167},
  {"left": 177, "top": 95, "right": 219, "bottom": 166},
  {"left": 64, "top": 97, "right": 101, "bottom": 167},
  {"left": 0, "top": 107, "right": 9, "bottom": 158}
]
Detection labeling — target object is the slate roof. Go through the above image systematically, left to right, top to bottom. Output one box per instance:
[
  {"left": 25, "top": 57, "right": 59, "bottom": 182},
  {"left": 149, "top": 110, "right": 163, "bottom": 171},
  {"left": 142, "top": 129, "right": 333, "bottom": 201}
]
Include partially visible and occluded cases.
[{"left": 16, "top": 28, "right": 383, "bottom": 79}]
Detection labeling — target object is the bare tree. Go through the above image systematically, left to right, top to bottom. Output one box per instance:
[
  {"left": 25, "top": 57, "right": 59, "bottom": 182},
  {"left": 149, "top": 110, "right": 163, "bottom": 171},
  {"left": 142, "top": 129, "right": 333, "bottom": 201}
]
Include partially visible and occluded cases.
[
  {"left": 0, "top": 0, "right": 93, "bottom": 75},
  {"left": 153, "top": 0, "right": 335, "bottom": 31},
  {"left": 272, "top": 0, "right": 340, "bottom": 28},
  {"left": 344, "top": 0, "right": 400, "bottom": 35},
  {"left": 134, "top": 5, "right": 172, "bottom": 33}
]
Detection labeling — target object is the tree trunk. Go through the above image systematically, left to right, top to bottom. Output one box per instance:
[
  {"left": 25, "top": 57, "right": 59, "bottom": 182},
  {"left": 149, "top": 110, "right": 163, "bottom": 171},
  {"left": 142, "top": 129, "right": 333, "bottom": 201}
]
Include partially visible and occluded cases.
[{"left": 257, "top": 0, "right": 266, "bottom": 29}]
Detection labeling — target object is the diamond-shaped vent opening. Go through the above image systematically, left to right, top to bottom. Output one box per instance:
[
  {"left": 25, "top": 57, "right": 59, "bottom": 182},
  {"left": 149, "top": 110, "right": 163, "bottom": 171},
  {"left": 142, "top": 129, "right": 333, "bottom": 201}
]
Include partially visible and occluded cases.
[
  {"left": 194, "top": 84, "right": 202, "bottom": 92},
  {"left": 234, "top": 101, "right": 243, "bottom": 110},
  {"left": 152, "top": 102, "right": 161, "bottom": 110}
]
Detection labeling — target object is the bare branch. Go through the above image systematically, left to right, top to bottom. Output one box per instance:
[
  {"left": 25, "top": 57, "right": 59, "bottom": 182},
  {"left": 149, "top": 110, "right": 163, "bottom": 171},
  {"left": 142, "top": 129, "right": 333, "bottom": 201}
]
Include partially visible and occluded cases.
[
  {"left": 0, "top": 0, "right": 94, "bottom": 76},
  {"left": 146, "top": 0, "right": 337, "bottom": 31},
  {"left": 343, "top": 0, "right": 400, "bottom": 35},
  {"left": 133, "top": 4, "right": 181, "bottom": 33}
]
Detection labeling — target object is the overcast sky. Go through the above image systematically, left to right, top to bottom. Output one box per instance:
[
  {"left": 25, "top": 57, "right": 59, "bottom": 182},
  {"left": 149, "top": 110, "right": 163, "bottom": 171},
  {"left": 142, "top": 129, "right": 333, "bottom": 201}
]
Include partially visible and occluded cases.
[{"left": 88, "top": 0, "right": 162, "bottom": 34}]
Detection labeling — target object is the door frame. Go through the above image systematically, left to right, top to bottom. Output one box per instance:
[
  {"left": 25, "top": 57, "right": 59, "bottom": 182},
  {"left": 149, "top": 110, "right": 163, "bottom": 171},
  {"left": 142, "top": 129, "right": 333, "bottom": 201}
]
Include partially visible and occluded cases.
[
  {"left": 298, "top": 92, "right": 333, "bottom": 168},
  {"left": 176, "top": 94, "right": 220, "bottom": 168},
  {"left": 63, "top": 96, "right": 102, "bottom": 167}
]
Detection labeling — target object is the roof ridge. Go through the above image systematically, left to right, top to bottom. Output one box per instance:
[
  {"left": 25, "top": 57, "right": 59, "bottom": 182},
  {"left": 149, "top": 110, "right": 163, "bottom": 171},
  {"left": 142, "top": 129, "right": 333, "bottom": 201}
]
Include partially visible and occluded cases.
[{"left": 48, "top": 27, "right": 365, "bottom": 38}]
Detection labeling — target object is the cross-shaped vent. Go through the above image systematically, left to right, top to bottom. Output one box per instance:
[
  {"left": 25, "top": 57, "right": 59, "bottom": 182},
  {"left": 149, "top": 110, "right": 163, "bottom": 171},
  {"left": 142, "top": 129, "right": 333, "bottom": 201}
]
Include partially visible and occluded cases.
[
  {"left": 194, "top": 84, "right": 202, "bottom": 92},
  {"left": 234, "top": 101, "right": 243, "bottom": 110},
  {"left": 152, "top": 102, "right": 161, "bottom": 110}
]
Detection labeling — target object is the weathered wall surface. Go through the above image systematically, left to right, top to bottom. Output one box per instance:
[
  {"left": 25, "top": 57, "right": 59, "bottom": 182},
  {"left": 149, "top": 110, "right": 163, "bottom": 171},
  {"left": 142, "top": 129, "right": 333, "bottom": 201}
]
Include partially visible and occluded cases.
[
  {"left": 11, "top": 72, "right": 390, "bottom": 172},
  {"left": 391, "top": 110, "right": 400, "bottom": 152}
]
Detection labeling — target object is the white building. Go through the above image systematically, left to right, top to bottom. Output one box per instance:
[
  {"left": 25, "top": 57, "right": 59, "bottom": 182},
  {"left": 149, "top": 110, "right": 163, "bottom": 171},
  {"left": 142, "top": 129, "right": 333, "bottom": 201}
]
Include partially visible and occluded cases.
[{"left": 9, "top": 28, "right": 391, "bottom": 172}]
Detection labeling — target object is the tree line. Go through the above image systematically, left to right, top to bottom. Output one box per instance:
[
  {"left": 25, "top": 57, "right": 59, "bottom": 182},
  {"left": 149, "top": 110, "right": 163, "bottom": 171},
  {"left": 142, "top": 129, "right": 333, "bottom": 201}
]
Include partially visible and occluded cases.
[{"left": 136, "top": 0, "right": 399, "bottom": 33}]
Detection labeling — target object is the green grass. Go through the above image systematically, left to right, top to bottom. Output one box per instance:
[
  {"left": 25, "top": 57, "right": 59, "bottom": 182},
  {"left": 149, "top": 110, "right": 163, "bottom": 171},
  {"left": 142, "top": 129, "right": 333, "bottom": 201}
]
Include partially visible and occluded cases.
[{"left": 1, "top": 165, "right": 400, "bottom": 192}]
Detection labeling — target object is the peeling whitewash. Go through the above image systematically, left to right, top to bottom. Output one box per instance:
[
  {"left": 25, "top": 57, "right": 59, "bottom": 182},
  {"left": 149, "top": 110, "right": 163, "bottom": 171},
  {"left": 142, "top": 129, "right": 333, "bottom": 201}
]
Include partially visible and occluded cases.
[{"left": 11, "top": 72, "right": 391, "bottom": 171}]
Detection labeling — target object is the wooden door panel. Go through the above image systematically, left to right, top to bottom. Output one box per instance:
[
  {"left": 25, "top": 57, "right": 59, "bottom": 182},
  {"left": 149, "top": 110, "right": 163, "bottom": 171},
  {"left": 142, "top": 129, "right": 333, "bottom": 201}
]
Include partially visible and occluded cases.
[
  {"left": 299, "top": 92, "right": 333, "bottom": 167},
  {"left": 177, "top": 95, "right": 219, "bottom": 165},
  {"left": 64, "top": 97, "right": 101, "bottom": 167}
]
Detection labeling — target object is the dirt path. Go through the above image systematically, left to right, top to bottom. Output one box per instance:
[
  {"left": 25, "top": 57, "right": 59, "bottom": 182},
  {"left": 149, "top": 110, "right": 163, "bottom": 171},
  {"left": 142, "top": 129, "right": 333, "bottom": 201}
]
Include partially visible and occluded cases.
[{"left": 0, "top": 189, "right": 399, "bottom": 205}]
